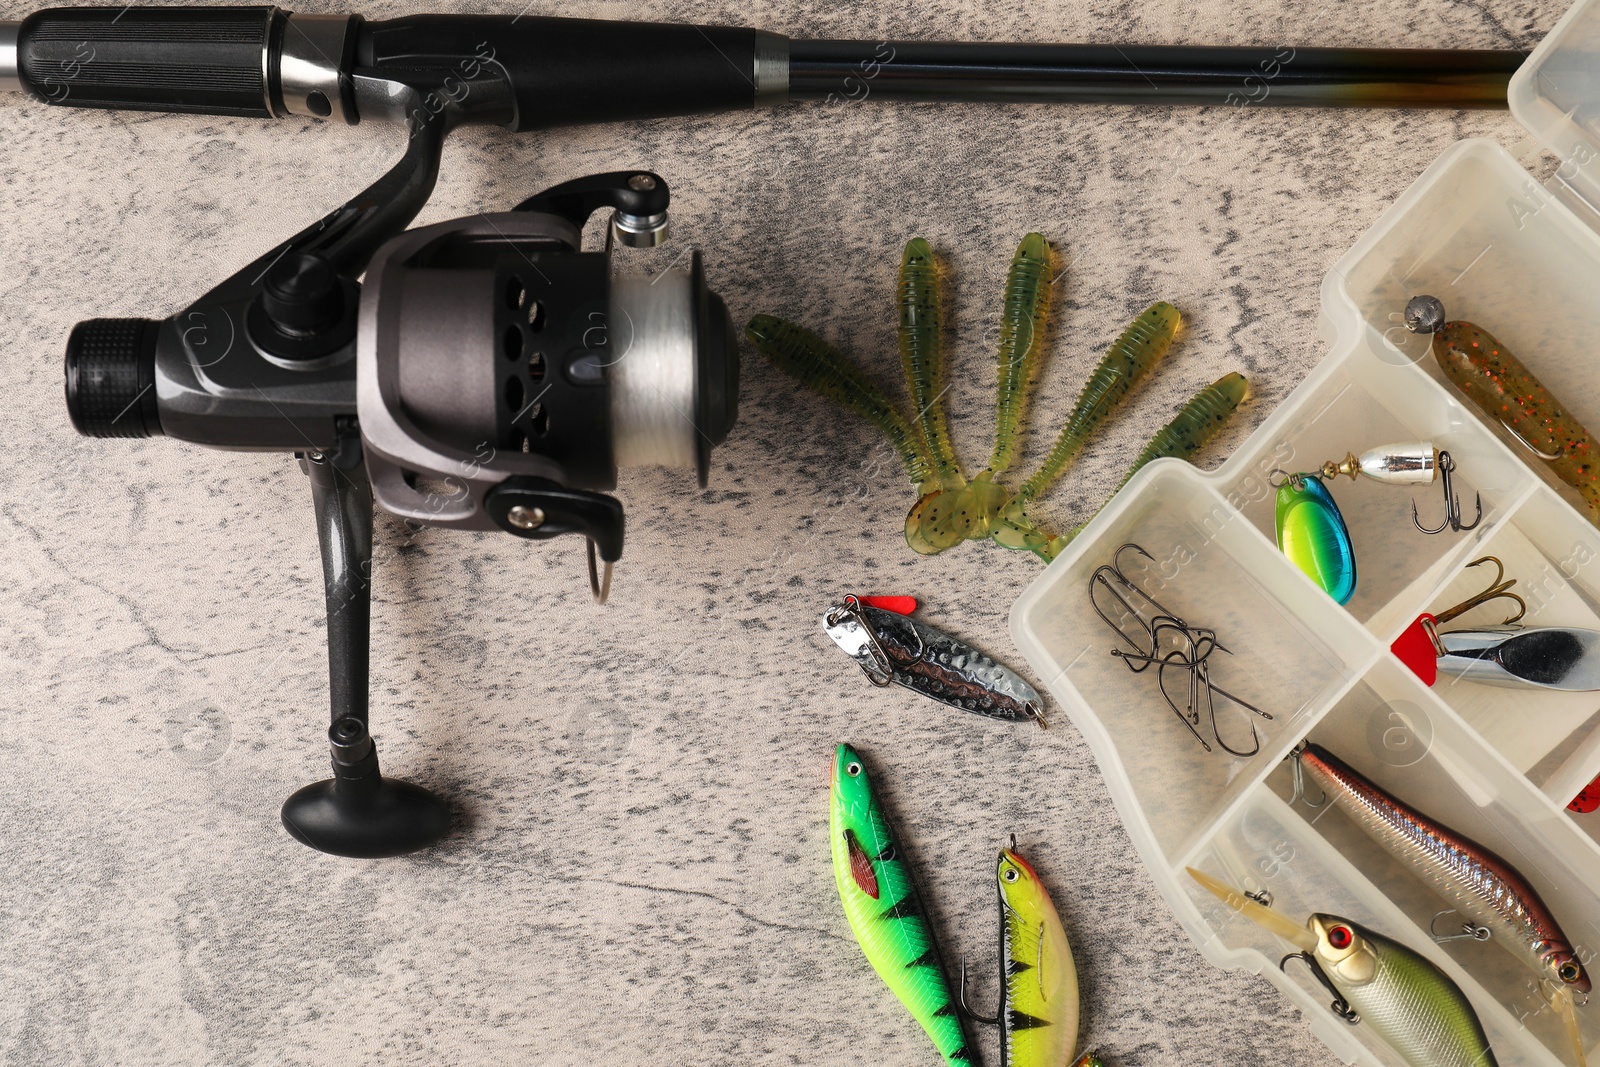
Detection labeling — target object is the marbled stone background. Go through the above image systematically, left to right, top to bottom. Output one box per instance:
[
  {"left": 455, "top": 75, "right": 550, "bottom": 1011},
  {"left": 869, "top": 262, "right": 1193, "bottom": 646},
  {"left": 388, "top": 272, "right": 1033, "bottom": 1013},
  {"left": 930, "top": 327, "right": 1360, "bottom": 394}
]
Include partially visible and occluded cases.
[{"left": 0, "top": 0, "right": 1568, "bottom": 1063}]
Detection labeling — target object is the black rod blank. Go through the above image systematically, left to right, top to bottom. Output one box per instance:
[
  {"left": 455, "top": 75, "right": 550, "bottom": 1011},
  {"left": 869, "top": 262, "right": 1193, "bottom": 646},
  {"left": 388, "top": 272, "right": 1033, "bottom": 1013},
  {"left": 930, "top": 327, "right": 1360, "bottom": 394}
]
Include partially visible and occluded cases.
[{"left": 788, "top": 40, "right": 1524, "bottom": 109}]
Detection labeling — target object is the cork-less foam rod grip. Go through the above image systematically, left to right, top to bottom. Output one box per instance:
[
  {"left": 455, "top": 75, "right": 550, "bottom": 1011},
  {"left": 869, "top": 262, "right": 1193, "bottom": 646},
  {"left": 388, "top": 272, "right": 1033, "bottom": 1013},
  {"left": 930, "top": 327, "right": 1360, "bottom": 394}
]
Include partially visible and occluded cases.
[{"left": 16, "top": 6, "right": 279, "bottom": 117}]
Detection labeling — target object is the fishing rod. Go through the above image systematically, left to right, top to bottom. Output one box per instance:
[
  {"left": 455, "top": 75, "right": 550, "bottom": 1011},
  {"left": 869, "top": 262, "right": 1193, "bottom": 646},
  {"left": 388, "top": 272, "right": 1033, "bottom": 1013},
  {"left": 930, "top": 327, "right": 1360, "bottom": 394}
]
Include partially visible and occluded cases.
[
  {"left": 9, "top": 7, "right": 1526, "bottom": 861},
  {"left": 0, "top": 8, "right": 1521, "bottom": 123}
]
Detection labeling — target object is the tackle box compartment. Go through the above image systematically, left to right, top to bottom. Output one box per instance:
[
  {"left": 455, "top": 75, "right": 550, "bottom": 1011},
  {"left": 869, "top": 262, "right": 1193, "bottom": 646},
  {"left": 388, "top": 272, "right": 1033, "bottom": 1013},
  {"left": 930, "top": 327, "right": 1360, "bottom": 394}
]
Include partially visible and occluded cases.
[{"left": 1011, "top": 1, "right": 1600, "bottom": 1063}]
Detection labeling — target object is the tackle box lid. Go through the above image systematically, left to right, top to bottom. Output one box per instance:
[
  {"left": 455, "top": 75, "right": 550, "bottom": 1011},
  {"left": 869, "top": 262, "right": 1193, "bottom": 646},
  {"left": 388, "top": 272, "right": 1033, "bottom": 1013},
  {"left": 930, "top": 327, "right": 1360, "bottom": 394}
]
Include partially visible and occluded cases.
[{"left": 1509, "top": 0, "right": 1600, "bottom": 216}]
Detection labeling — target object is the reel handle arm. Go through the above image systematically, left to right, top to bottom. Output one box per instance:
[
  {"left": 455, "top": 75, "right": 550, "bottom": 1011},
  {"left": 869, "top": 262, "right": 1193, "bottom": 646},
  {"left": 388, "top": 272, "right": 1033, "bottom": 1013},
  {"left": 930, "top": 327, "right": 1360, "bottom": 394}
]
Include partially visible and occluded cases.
[{"left": 303, "top": 427, "right": 371, "bottom": 728}]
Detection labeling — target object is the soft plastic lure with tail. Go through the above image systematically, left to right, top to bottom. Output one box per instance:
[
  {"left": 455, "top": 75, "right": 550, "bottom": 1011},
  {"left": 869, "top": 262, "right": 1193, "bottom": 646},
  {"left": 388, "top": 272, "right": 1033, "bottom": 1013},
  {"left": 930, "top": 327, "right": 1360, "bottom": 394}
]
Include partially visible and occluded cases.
[
  {"left": 963, "top": 233, "right": 1056, "bottom": 537},
  {"left": 1405, "top": 295, "right": 1600, "bottom": 524},
  {"left": 1015, "top": 302, "right": 1181, "bottom": 505},
  {"left": 746, "top": 314, "right": 935, "bottom": 490},
  {"left": 996, "top": 373, "right": 1251, "bottom": 561},
  {"left": 830, "top": 744, "right": 975, "bottom": 1067},
  {"left": 963, "top": 842, "right": 1081, "bottom": 1066},
  {"left": 1189, "top": 868, "right": 1501, "bottom": 1067}
]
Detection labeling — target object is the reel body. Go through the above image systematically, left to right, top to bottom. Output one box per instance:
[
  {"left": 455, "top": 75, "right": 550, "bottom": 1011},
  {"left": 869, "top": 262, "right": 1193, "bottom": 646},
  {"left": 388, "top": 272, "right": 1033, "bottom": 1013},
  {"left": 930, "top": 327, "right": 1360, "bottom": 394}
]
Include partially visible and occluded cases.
[{"left": 60, "top": 137, "right": 738, "bottom": 857}]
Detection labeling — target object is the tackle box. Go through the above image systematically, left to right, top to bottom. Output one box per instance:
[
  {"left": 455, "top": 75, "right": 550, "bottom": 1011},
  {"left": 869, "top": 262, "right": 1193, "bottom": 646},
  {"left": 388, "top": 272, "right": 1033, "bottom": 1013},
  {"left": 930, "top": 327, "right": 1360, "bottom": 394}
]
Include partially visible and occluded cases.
[{"left": 1010, "top": 2, "right": 1600, "bottom": 1063}]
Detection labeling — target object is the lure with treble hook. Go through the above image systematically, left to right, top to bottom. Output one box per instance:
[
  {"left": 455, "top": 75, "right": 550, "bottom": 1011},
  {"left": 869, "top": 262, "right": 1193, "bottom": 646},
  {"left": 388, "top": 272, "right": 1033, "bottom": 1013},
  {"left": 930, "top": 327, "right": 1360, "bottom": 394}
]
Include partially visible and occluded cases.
[
  {"left": 1405, "top": 295, "right": 1600, "bottom": 524},
  {"left": 1311, "top": 441, "right": 1482, "bottom": 534},
  {"left": 1273, "top": 470, "right": 1357, "bottom": 605},
  {"left": 1391, "top": 555, "right": 1600, "bottom": 690},
  {"left": 822, "top": 596, "right": 1046, "bottom": 726},
  {"left": 1294, "top": 741, "right": 1592, "bottom": 999},
  {"left": 830, "top": 744, "right": 975, "bottom": 1067},
  {"left": 960, "top": 841, "right": 1082, "bottom": 1067},
  {"left": 1188, "top": 867, "right": 1501, "bottom": 1067}
]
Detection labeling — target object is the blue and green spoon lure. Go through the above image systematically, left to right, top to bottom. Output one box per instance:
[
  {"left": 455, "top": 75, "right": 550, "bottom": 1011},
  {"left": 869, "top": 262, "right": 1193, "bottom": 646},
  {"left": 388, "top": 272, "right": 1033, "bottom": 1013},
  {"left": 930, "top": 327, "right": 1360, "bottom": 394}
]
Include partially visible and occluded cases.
[{"left": 1275, "top": 471, "right": 1357, "bottom": 604}]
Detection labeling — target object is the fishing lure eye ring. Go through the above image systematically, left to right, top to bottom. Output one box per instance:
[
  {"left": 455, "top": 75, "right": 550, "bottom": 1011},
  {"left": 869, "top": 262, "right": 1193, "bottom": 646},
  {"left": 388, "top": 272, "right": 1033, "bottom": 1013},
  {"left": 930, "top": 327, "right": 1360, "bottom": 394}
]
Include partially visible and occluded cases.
[
  {"left": 1268, "top": 468, "right": 1309, "bottom": 490},
  {"left": 845, "top": 761, "right": 863, "bottom": 778},
  {"left": 1003, "top": 867, "right": 1019, "bottom": 883},
  {"left": 1327, "top": 925, "right": 1353, "bottom": 950},
  {"left": 1560, "top": 961, "right": 1583, "bottom": 984}
]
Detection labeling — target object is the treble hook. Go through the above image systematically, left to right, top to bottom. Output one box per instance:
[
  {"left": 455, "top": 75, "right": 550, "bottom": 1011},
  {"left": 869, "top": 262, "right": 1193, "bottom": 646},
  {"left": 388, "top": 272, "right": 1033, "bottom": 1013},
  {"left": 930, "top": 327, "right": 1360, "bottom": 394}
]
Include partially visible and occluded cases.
[
  {"left": 1412, "top": 451, "right": 1482, "bottom": 535},
  {"left": 1431, "top": 555, "right": 1527, "bottom": 629},
  {"left": 1289, "top": 745, "right": 1329, "bottom": 809},
  {"left": 1429, "top": 909, "right": 1492, "bottom": 944},
  {"left": 1281, "top": 951, "right": 1360, "bottom": 1025},
  {"left": 956, "top": 956, "right": 1000, "bottom": 1026}
]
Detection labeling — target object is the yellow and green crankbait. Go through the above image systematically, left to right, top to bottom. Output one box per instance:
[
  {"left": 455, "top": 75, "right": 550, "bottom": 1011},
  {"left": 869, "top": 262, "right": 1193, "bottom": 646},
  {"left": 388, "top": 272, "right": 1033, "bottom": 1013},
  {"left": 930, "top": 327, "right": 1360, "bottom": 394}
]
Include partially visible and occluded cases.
[
  {"left": 830, "top": 743, "right": 974, "bottom": 1067},
  {"left": 1190, "top": 868, "right": 1502, "bottom": 1067}
]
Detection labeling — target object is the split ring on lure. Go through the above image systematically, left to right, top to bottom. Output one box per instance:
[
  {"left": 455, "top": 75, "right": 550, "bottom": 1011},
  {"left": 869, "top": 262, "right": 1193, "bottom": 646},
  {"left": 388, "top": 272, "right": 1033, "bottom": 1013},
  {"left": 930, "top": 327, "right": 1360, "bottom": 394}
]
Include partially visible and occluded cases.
[
  {"left": 1405, "top": 295, "right": 1600, "bottom": 525},
  {"left": 1272, "top": 470, "right": 1357, "bottom": 605},
  {"left": 822, "top": 596, "right": 1046, "bottom": 726},
  {"left": 829, "top": 744, "right": 976, "bottom": 1067},
  {"left": 959, "top": 840, "right": 1081, "bottom": 1067},
  {"left": 1188, "top": 868, "right": 1500, "bottom": 1067}
]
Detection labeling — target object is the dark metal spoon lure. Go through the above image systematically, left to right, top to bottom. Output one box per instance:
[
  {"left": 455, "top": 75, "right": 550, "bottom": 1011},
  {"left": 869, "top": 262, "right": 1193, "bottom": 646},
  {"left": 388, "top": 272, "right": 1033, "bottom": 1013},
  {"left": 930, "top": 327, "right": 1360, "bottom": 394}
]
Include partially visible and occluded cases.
[{"left": 822, "top": 596, "right": 1046, "bottom": 726}]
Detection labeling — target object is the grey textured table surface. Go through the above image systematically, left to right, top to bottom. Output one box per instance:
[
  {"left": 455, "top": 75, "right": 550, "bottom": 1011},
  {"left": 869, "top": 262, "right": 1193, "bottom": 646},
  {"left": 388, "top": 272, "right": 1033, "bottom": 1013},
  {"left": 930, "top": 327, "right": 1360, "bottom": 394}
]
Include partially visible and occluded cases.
[{"left": 0, "top": 0, "right": 1567, "bottom": 1063}]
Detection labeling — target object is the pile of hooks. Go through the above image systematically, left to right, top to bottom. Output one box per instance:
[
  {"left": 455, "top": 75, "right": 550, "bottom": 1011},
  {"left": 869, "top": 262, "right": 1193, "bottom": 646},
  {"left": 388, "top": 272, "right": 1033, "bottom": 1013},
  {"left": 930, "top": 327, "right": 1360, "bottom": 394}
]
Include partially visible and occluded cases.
[{"left": 1088, "top": 543, "right": 1274, "bottom": 757}]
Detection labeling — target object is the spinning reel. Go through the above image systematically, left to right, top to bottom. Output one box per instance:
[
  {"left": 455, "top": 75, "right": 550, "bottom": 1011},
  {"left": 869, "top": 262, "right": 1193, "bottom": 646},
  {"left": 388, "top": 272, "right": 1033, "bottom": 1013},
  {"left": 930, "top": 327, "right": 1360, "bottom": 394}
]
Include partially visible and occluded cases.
[{"left": 63, "top": 119, "right": 739, "bottom": 858}]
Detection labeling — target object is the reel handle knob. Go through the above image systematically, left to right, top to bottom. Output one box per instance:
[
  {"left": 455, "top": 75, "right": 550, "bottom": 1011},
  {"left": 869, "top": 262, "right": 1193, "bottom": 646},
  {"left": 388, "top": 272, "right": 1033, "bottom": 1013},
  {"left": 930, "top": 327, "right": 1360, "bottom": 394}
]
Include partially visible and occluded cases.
[{"left": 280, "top": 717, "right": 451, "bottom": 858}]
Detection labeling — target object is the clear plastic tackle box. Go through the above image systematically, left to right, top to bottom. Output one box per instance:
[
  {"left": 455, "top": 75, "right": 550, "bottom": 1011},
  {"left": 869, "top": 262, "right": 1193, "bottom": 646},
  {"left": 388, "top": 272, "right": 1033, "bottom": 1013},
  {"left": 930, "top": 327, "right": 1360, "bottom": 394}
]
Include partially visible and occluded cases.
[{"left": 1009, "top": 1, "right": 1600, "bottom": 1063}]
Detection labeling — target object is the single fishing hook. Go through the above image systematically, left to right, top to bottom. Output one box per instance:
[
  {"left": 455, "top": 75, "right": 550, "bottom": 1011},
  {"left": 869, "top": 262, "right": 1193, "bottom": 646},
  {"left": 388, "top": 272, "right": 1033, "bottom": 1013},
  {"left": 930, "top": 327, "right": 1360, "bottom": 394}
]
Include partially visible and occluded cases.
[{"left": 956, "top": 956, "right": 1001, "bottom": 1026}]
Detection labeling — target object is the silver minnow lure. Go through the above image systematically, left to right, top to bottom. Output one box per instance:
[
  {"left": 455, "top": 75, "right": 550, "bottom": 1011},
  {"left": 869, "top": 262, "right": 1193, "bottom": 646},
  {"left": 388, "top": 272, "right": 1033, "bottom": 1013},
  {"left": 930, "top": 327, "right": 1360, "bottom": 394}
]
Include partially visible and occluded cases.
[
  {"left": 822, "top": 598, "right": 1045, "bottom": 726},
  {"left": 1436, "top": 628, "right": 1600, "bottom": 691},
  {"left": 1297, "top": 742, "right": 1591, "bottom": 995}
]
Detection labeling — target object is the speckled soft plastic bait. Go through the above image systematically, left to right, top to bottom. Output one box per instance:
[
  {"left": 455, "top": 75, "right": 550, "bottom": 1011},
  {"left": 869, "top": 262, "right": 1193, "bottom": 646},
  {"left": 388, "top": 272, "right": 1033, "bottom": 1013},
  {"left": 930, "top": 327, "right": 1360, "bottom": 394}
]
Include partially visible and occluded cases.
[
  {"left": 963, "top": 233, "right": 1057, "bottom": 539},
  {"left": 988, "top": 233, "right": 1054, "bottom": 479},
  {"left": 900, "top": 239, "right": 962, "bottom": 488},
  {"left": 748, "top": 243, "right": 1232, "bottom": 563},
  {"left": 1406, "top": 295, "right": 1600, "bottom": 523},
  {"left": 1016, "top": 302, "right": 1181, "bottom": 505},
  {"left": 745, "top": 314, "right": 935, "bottom": 490},
  {"left": 996, "top": 373, "right": 1251, "bottom": 562},
  {"left": 1274, "top": 472, "right": 1356, "bottom": 605},
  {"left": 822, "top": 597, "right": 1045, "bottom": 725},
  {"left": 1296, "top": 742, "right": 1591, "bottom": 997},
  {"left": 831, "top": 744, "right": 975, "bottom": 1067},
  {"left": 963, "top": 843, "right": 1080, "bottom": 1066},
  {"left": 1190, "top": 867, "right": 1500, "bottom": 1067}
]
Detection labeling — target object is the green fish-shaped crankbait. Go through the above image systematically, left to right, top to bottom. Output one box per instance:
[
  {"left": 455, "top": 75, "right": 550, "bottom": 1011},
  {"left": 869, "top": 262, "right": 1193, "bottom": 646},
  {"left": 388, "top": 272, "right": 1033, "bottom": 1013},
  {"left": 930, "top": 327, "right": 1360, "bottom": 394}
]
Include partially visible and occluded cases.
[
  {"left": 1274, "top": 471, "right": 1356, "bottom": 604},
  {"left": 830, "top": 744, "right": 974, "bottom": 1066},
  {"left": 965, "top": 844, "right": 1082, "bottom": 1066},
  {"left": 1190, "top": 868, "right": 1499, "bottom": 1067}
]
